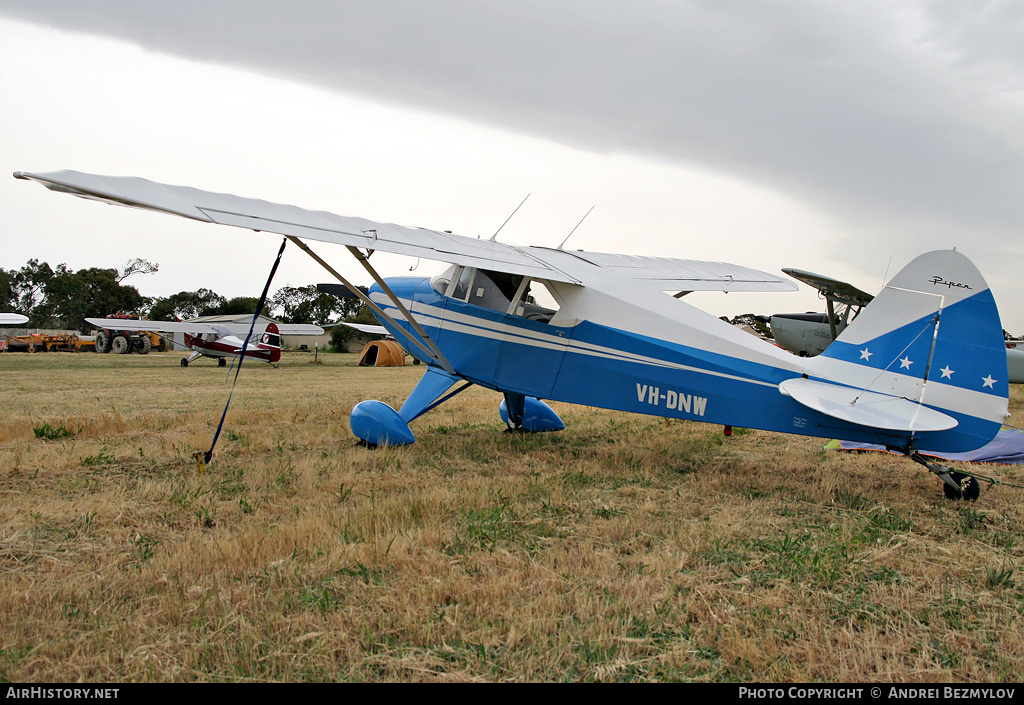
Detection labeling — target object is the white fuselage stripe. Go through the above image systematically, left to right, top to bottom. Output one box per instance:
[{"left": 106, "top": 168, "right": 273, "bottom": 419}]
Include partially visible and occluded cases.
[{"left": 372, "top": 293, "right": 781, "bottom": 389}]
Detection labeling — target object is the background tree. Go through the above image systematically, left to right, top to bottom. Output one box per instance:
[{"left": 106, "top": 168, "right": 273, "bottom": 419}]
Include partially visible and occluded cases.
[
  {"left": 0, "top": 258, "right": 158, "bottom": 330},
  {"left": 116, "top": 258, "right": 159, "bottom": 282},
  {"left": 9, "top": 259, "right": 54, "bottom": 321},
  {"left": 36, "top": 265, "right": 148, "bottom": 330},
  {"left": 0, "top": 268, "right": 16, "bottom": 312},
  {"left": 271, "top": 285, "right": 359, "bottom": 325},
  {"left": 148, "top": 288, "right": 226, "bottom": 321},
  {"left": 214, "top": 296, "right": 269, "bottom": 317},
  {"left": 329, "top": 301, "right": 380, "bottom": 351},
  {"left": 349, "top": 302, "right": 376, "bottom": 324},
  {"left": 721, "top": 313, "right": 773, "bottom": 339}
]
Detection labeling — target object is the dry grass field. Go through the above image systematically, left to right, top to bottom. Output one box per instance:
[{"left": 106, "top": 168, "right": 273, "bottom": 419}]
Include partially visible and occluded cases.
[{"left": 1, "top": 350, "right": 1023, "bottom": 682}]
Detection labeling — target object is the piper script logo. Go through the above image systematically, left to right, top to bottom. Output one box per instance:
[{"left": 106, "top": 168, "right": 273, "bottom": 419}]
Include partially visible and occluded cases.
[
  {"left": 929, "top": 275, "right": 972, "bottom": 290},
  {"left": 636, "top": 383, "right": 707, "bottom": 416}
]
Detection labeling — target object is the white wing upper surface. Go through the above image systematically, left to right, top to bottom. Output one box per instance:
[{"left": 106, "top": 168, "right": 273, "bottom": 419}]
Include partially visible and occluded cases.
[
  {"left": 17, "top": 170, "right": 795, "bottom": 293},
  {"left": 17, "top": 170, "right": 581, "bottom": 284},
  {"left": 545, "top": 250, "right": 798, "bottom": 293},
  {"left": 0, "top": 313, "right": 29, "bottom": 325},
  {"left": 85, "top": 318, "right": 324, "bottom": 336},
  {"left": 85, "top": 318, "right": 202, "bottom": 334},
  {"left": 337, "top": 321, "right": 390, "bottom": 336},
  {"left": 273, "top": 323, "right": 325, "bottom": 335}
]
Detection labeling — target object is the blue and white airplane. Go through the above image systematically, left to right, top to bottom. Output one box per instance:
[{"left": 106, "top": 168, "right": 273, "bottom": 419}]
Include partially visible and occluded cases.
[{"left": 14, "top": 170, "right": 1010, "bottom": 500}]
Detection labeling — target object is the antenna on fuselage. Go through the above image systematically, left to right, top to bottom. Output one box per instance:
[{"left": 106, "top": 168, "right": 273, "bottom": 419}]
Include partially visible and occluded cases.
[
  {"left": 489, "top": 193, "right": 530, "bottom": 242},
  {"left": 557, "top": 206, "right": 595, "bottom": 250}
]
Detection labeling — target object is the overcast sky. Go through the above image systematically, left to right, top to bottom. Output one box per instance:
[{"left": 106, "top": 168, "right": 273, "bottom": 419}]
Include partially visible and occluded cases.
[{"left": 2, "top": 1, "right": 1023, "bottom": 329}]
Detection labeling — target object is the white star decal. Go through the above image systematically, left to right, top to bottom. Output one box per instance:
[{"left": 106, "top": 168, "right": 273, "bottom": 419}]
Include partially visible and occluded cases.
[
  {"left": 860, "top": 348, "right": 872, "bottom": 361},
  {"left": 900, "top": 356, "right": 913, "bottom": 369},
  {"left": 940, "top": 366, "right": 954, "bottom": 379},
  {"left": 983, "top": 375, "right": 997, "bottom": 388}
]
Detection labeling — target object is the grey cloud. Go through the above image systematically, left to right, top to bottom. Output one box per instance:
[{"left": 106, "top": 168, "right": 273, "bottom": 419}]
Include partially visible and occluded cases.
[{"left": 2, "top": 0, "right": 1023, "bottom": 262}]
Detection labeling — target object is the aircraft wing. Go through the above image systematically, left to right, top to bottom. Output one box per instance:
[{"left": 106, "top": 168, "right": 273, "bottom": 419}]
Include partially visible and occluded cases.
[
  {"left": 14, "top": 170, "right": 582, "bottom": 285},
  {"left": 15, "top": 170, "right": 800, "bottom": 294},
  {"left": 561, "top": 251, "right": 798, "bottom": 293},
  {"left": 782, "top": 268, "right": 874, "bottom": 306},
  {"left": 0, "top": 313, "right": 28, "bottom": 325},
  {"left": 84, "top": 318, "right": 322, "bottom": 336},
  {"left": 86, "top": 318, "right": 224, "bottom": 334},
  {"left": 336, "top": 321, "right": 390, "bottom": 336},
  {"left": 275, "top": 323, "right": 325, "bottom": 335}
]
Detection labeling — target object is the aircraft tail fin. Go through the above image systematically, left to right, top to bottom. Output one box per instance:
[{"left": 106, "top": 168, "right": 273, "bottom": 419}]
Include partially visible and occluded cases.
[
  {"left": 808, "top": 250, "right": 1007, "bottom": 451},
  {"left": 261, "top": 322, "right": 283, "bottom": 363}
]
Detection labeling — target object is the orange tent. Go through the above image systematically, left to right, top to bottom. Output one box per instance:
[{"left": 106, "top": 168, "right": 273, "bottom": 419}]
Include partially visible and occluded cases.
[{"left": 357, "top": 340, "right": 406, "bottom": 366}]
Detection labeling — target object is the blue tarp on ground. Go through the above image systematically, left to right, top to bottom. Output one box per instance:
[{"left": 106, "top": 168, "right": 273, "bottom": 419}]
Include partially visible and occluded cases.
[{"left": 827, "top": 427, "right": 1024, "bottom": 465}]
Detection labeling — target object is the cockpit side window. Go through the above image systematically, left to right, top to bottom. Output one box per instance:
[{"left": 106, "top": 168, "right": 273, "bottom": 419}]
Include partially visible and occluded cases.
[
  {"left": 451, "top": 267, "right": 476, "bottom": 301},
  {"left": 439, "top": 268, "right": 561, "bottom": 323},
  {"left": 466, "top": 270, "right": 524, "bottom": 313},
  {"left": 509, "top": 279, "right": 560, "bottom": 324}
]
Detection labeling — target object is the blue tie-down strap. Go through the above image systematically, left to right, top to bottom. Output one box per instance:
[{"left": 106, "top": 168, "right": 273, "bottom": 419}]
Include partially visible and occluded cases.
[{"left": 202, "top": 237, "right": 287, "bottom": 465}]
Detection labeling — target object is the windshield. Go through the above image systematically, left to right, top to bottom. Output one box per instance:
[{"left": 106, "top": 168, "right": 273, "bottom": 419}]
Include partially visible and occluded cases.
[{"left": 431, "top": 264, "right": 458, "bottom": 296}]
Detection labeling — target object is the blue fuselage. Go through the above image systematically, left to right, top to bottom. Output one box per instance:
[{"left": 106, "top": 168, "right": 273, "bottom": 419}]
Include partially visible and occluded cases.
[{"left": 369, "top": 276, "right": 1002, "bottom": 453}]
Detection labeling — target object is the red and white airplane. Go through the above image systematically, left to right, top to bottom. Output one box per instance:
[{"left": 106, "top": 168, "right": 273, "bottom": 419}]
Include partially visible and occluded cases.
[{"left": 85, "top": 317, "right": 323, "bottom": 367}]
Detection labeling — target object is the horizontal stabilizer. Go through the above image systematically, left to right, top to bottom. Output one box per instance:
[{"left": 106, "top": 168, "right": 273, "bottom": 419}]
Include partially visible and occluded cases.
[{"left": 779, "top": 377, "right": 957, "bottom": 432}]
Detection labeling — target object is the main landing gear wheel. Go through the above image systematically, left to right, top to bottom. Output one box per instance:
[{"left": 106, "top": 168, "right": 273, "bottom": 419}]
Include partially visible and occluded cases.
[
  {"left": 180, "top": 358, "right": 189, "bottom": 367},
  {"left": 498, "top": 395, "right": 565, "bottom": 433},
  {"left": 943, "top": 472, "right": 981, "bottom": 502}
]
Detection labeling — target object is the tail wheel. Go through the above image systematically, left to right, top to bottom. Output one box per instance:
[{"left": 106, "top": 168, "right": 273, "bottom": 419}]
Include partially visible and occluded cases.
[
  {"left": 95, "top": 332, "right": 110, "bottom": 353},
  {"left": 112, "top": 336, "right": 129, "bottom": 354},
  {"left": 218, "top": 358, "right": 226, "bottom": 367},
  {"left": 943, "top": 472, "right": 981, "bottom": 501}
]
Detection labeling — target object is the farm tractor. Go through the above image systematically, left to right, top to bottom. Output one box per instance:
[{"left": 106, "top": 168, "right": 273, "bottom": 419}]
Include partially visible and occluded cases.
[{"left": 93, "top": 315, "right": 166, "bottom": 354}]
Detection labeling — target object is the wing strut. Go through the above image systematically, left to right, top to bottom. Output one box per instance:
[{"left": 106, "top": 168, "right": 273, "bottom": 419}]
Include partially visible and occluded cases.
[{"left": 286, "top": 236, "right": 455, "bottom": 374}]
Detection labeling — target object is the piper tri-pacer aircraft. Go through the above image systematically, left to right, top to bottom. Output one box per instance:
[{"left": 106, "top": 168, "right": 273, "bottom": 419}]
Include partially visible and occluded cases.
[
  {"left": 16, "top": 170, "right": 1011, "bottom": 500},
  {"left": 85, "top": 317, "right": 323, "bottom": 367}
]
